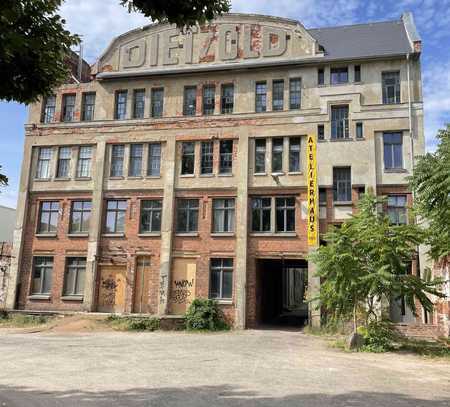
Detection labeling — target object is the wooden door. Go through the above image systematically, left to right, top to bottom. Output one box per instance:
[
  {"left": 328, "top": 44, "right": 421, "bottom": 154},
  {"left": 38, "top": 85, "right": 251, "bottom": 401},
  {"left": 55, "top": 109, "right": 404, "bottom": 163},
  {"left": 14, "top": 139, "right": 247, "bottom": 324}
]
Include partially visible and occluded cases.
[
  {"left": 133, "top": 256, "right": 151, "bottom": 314},
  {"left": 169, "top": 258, "right": 196, "bottom": 315},
  {"left": 97, "top": 265, "right": 126, "bottom": 313}
]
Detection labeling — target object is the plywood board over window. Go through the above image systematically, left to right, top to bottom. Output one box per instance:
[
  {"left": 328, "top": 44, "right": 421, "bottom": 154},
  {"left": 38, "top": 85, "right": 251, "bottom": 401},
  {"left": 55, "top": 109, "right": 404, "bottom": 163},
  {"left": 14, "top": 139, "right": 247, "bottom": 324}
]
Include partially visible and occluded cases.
[
  {"left": 169, "top": 258, "right": 197, "bottom": 315},
  {"left": 97, "top": 265, "right": 126, "bottom": 313}
]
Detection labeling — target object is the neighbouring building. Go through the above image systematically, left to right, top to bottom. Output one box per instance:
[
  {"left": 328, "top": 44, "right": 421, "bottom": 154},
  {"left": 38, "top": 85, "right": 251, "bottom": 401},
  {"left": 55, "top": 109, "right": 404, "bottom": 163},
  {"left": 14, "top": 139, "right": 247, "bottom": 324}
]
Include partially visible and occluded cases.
[
  {"left": 6, "top": 11, "right": 447, "bottom": 333},
  {"left": 0, "top": 206, "right": 15, "bottom": 308}
]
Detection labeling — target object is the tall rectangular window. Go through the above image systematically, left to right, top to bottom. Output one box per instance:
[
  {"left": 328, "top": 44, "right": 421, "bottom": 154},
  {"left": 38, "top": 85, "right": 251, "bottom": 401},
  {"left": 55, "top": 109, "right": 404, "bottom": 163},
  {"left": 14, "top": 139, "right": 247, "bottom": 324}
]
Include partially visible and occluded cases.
[
  {"left": 354, "top": 65, "right": 361, "bottom": 82},
  {"left": 331, "top": 67, "right": 348, "bottom": 84},
  {"left": 318, "top": 68, "right": 325, "bottom": 85},
  {"left": 382, "top": 72, "right": 400, "bottom": 104},
  {"left": 289, "top": 78, "right": 301, "bottom": 110},
  {"left": 272, "top": 80, "right": 284, "bottom": 111},
  {"left": 255, "top": 81, "right": 267, "bottom": 112},
  {"left": 221, "top": 84, "right": 234, "bottom": 114},
  {"left": 202, "top": 85, "right": 215, "bottom": 115},
  {"left": 183, "top": 86, "right": 197, "bottom": 116},
  {"left": 151, "top": 88, "right": 164, "bottom": 118},
  {"left": 133, "top": 89, "right": 145, "bottom": 119},
  {"left": 115, "top": 90, "right": 128, "bottom": 120},
  {"left": 81, "top": 92, "right": 95, "bottom": 121},
  {"left": 62, "top": 94, "right": 76, "bottom": 122},
  {"left": 42, "top": 96, "right": 56, "bottom": 123},
  {"left": 331, "top": 105, "right": 349, "bottom": 139},
  {"left": 356, "top": 122, "right": 363, "bottom": 139},
  {"left": 318, "top": 124, "right": 325, "bottom": 141},
  {"left": 383, "top": 132, "right": 403, "bottom": 169},
  {"left": 289, "top": 137, "right": 301, "bottom": 172},
  {"left": 272, "top": 138, "right": 283, "bottom": 173},
  {"left": 254, "top": 139, "right": 266, "bottom": 173},
  {"left": 219, "top": 140, "right": 233, "bottom": 174},
  {"left": 201, "top": 141, "right": 213, "bottom": 175},
  {"left": 181, "top": 142, "right": 195, "bottom": 175},
  {"left": 147, "top": 143, "right": 161, "bottom": 176},
  {"left": 129, "top": 144, "right": 143, "bottom": 177},
  {"left": 110, "top": 145, "right": 125, "bottom": 177},
  {"left": 76, "top": 146, "right": 92, "bottom": 178},
  {"left": 36, "top": 147, "right": 53, "bottom": 179},
  {"left": 56, "top": 147, "right": 71, "bottom": 178},
  {"left": 333, "top": 167, "right": 351, "bottom": 202},
  {"left": 387, "top": 195, "right": 407, "bottom": 225},
  {"left": 252, "top": 197, "right": 271, "bottom": 232},
  {"left": 276, "top": 197, "right": 295, "bottom": 232},
  {"left": 213, "top": 198, "right": 235, "bottom": 233},
  {"left": 176, "top": 199, "right": 199, "bottom": 233},
  {"left": 70, "top": 200, "right": 91, "bottom": 234},
  {"left": 105, "top": 200, "right": 127, "bottom": 233},
  {"left": 140, "top": 200, "right": 162, "bottom": 233},
  {"left": 38, "top": 201, "right": 59, "bottom": 234},
  {"left": 32, "top": 257, "right": 53, "bottom": 295},
  {"left": 64, "top": 257, "right": 86, "bottom": 296},
  {"left": 210, "top": 258, "right": 233, "bottom": 300}
]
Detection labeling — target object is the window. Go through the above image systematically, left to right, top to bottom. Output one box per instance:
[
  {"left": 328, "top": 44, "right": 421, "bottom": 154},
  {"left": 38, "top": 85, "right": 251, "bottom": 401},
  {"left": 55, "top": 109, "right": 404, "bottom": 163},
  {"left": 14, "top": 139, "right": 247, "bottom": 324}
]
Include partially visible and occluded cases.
[
  {"left": 354, "top": 65, "right": 361, "bottom": 82},
  {"left": 331, "top": 67, "right": 348, "bottom": 84},
  {"left": 318, "top": 68, "right": 325, "bottom": 85},
  {"left": 382, "top": 72, "right": 400, "bottom": 104},
  {"left": 289, "top": 78, "right": 301, "bottom": 110},
  {"left": 272, "top": 80, "right": 284, "bottom": 111},
  {"left": 255, "top": 81, "right": 267, "bottom": 112},
  {"left": 221, "top": 84, "right": 234, "bottom": 114},
  {"left": 202, "top": 85, "right": 215, "bottom": 115},
  {"left": 183, "top": 86, "right": 197, "bottom": 116},
  {"left": 151, "top": 88, "right": 164, "bottom": 118},
  {"left": 133, "top": 89, "right": 145, "bottom": 119},
  {"left": 115, "top": 90, "right": 128, "bottom": 120},
  {"left": 81, "top": 93, "right": 95, "bottom": 121},
  {"left": 62, "top": 94, "right": 76, "bottom": 122},
  {"left": 42, "top": 96, "right": 56, "bottom": 123},
  {"left": 331, "top": 105, "right": 349, "bottom": 139},
  {"left": 356, "top": 122, "right": 363, "bottom": 139},
  {"left": 318, "top": 124, "right": 325, "bottom": 141},
  {"left": 383, "top": 132, "right": 403, "bottom": 169},
  {"left": 289, "top": 137, "right": 300, "bottom": 172},
  {"left": 272, "top": 138, "right": 283, "bottom": 173},
  {"left": 254, "top": 139, "right": 266, "bottom": 173},
  {"left": 219, "top": 140, "right": 233, "bottom": 174},
  {"left": 201, "top": 141, "right": 213, "bottom": 175},
  {"left": 181, "top": 142, "right": 195, "bottom": 175},
  {"left": 147, "top": 143, "right": 161, "bottom": 176},
  {"left": 129, "top": 144, "right": 143, "bottom": 177},
  {"left": 110, "top": 145, "right": 125, "bottom": 177},
  {"left": 76, "top": 146, "right": 92, "bottom": 178},
  {"left": 36, "top": 147, "right": 53, "bottom": 179},
  {"left": 56, "top": 147, "right": 71, "bottom": 178},
  {"left": 333, "top": 167, "right": 351, "bottom": 202},
  {"left": 319, "top": 188, "right": 327, "bottom": 206},
  {"left": 387, "top": 195, "right": 407, "bottom": 225},
  {"left": 252, "top": 197, "right": 271, "bottom": 232},
  {"left": 276, "top": 197, "right": 295, "bottom": 232},
  {"left": 213, "top": 198, "right": 235, "bottom": 233},
  {"left": 176, "top": 199, "right": 199, "bottom": 233},
  {"left": 70, "top": 200, "right": 91, "bottom": 234},
  {"left": 105, "top": 200, "right": 127, "bottom": 233},
  {"left": 140, "top": 200, "right": 162, "bottom": 233},
  {"left": 38, "top": 201, "right": 59, "bottom": 234},
  {"left": 32, "top": 257, "right": 53, "bottom": 295},
  {"left": 64, "top": 258, "right": 86, "bottom": 296},
  {"left": 210, "top": 258, "right": 233, "bottom": 300}
]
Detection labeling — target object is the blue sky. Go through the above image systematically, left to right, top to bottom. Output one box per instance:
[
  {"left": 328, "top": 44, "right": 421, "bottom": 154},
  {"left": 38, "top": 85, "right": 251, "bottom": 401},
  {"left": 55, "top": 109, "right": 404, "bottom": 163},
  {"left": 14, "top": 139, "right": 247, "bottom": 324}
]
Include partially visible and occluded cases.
[{"left": 0, "top": 0, "right": 449, "bottom": 208}]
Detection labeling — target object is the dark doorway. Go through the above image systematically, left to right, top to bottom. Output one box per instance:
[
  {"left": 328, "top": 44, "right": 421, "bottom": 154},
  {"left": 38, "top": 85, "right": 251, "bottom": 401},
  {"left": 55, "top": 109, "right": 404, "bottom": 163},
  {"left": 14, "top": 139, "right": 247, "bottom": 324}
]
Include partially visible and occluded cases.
[{"left": 257, "top": 259, "right": 308, "bottom": 327}]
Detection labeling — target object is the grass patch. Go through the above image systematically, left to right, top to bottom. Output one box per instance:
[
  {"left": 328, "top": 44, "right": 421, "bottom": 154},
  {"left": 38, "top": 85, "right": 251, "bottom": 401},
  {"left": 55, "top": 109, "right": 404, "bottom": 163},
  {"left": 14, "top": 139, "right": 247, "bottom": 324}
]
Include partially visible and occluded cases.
[
  {"left": 0, "top": 313, "right": 51, "bottom": 328},
  {"left": 105, "top": 315, "right": 160, "bottom": 332},
  {"left": 396, "top": 338, "right": 450, "bottom": 359}
]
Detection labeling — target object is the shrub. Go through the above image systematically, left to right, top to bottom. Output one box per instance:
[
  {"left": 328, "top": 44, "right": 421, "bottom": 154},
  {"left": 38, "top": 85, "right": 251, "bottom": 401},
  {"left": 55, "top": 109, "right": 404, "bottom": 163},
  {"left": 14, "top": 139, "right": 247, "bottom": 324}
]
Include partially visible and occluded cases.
[
  {"left": 185, "top": 298, "right": 229, "bottom": 331},
  {"left": 106, "top": 315, "right": 160, "bottom": 331},
  {"left": 358, "top": 321, "right": 397, "bottom": 353}
]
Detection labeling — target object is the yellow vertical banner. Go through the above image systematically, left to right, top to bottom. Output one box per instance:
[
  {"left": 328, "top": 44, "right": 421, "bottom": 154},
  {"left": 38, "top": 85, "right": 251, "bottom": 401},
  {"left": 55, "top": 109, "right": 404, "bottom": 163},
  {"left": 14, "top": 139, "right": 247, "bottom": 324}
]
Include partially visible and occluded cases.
[{"left": 306, "top": 135, "right": 318, "bottom": 246}]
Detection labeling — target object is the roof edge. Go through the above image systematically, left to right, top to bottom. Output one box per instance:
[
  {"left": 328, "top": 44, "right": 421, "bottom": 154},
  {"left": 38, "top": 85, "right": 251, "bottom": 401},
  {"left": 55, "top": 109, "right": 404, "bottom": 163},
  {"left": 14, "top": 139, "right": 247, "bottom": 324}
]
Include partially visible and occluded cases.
[{"left": 402, "top": 12, "right": 422, "bottom": 53}]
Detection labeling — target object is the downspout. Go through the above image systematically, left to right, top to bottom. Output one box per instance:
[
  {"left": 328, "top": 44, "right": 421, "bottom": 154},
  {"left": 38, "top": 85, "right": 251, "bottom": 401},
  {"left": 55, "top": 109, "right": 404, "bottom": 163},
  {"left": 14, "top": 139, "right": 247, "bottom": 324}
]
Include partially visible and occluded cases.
[{"left": 406, "top": 53, "right": 414, "bottom": 179}]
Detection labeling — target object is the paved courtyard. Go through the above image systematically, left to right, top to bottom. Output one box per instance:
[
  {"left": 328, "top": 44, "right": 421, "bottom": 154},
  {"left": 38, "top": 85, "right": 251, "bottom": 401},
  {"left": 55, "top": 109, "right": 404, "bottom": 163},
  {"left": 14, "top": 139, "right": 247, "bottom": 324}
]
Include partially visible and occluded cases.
[{"left": 0, "top": 329, "right": 449, "bottom": 407}]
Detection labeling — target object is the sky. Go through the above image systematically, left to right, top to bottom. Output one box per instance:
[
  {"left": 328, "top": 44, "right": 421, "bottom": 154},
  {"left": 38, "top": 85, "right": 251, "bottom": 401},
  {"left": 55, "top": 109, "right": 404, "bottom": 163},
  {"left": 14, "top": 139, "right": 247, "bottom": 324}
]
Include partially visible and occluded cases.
[{"left": 0, "top": 0, "right": 449, "bottom": 208}]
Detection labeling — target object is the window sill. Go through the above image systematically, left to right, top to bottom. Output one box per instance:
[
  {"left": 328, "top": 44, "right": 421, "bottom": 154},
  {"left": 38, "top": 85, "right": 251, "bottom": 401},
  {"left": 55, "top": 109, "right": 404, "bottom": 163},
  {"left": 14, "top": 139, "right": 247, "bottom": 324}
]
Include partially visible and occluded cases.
[
  {"left": 355, "top": 137, "right": 366, "bottom": 141},
  {"left": 330, "top": 138, "right": 353, "bottom": 142},
  {"left": 384, "top": 168, "right": 408, "bottom": 173},
  {"left": 288, "top": 171, "right": 303, "bottom": 175},
  {"left": 254, "top": 172, "right": 267, "bottom": 177},
  {"left": 271, "top": 172, "right": 285, "bottom": 176},
  {"left": 200, "top": 173, "right": 214, "bottom": 178},
  {"left": 218, "top": 173, "right": 233, "bottom": 177},
  {"left": 180, "top": 174, "right": 195, "bottom": 178},
  {"left": 145, "top": 175, "right": 162, "bottom": 179},
  {"left": 109, "top": 176, "right": 124, "bottom": 180},
  {"left": 128, "top": 176, "right": 143, "bottom": 179},
  {"left": 54, "top": 177, "right": 71, "bottom": 181},
  {"left": 75, "top": 177, "right": 92, "bottom": 181},
  {"left": 34, "top": 178, "right": 51, "bottom": 182},
  {"left": 333, "top": 201, "right": 353, "bottom": 206},
  {"left": 138, "top": 232, "right": 161, "bottom": 237},
  {"left": 175, "top": 232, "right": 199, "bottom": 237},
  {"left": 211, "top": 232, "right": 235, "bottom": 237},
  {"left": 250, "top": 232, "right": 297, "bottom": 238},
  {"left": 35, "top": 233, "right": 57, "bottom": 238},
  {"left": 68, "top": 233, "right": 89, "bottom": 238},
  {"left": 102, "top": 233, "right": 125, "bottom": 238},
  {"left": 28, "top": 294, "right": 51, "bottom": 300},
  {"left": 61, "top": 295, "right": 84, "bottom": 301},
  {"left": 213, "top": 299, "right": 233, "bottom": 305}
]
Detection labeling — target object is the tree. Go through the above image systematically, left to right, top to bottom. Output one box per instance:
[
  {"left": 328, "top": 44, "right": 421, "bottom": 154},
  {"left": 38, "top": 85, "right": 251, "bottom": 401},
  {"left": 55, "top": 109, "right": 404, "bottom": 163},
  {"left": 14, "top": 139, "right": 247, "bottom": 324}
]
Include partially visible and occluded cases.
[
  {"left": 121, "top": 0, "right": 231, "bottom": 27},
  {"left": 0, "top": 167, "right": 7, "bottom": 187},
  {"left": 309, "top": 193, "right": 444, "bottom": 331}
]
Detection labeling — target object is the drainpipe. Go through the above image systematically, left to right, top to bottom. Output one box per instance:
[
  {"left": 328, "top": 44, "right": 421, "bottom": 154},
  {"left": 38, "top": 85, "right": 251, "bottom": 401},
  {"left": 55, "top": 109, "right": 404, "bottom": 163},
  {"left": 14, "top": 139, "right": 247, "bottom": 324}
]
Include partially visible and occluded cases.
[{"left": 406, "top": 53, "right": 414, "bottom": 178}]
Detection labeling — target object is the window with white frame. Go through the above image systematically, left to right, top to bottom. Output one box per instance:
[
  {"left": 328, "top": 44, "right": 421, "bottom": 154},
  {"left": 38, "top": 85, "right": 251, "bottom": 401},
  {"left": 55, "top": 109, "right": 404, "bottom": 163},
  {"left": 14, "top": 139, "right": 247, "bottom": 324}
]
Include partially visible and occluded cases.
[
  {"left": 148, "top": 143, "right": 161, "bottom": 176},
  {"left": 129, "top": 144, "right": 143, "bottom": 177},
  {"left": 110, "top": 145, "right": 125, "bottom": 177},
  {"left": 76, "top": 146, "right": 92, "bottom": 178},
  {"left": 36, "top": 147, "right": 53, "bottom": 179},
  {"left": 56, "top": 147, "right": 71, "bottom": 178},
  {"left": 212, "top": 198, "right": 235, "bottom": 233},
  {"left": 140, "top": 199, "right": 162, "bottom": 233},
  {"left": 38, "top": 201, "right": 59, "bottom": 234},
  {"left": 31, "top": 257, "right": 53, "bottom": 295},
  {"left": 63, "top": 257, "right": 86, "bottom": 296},
  {"left": 209, "top": 258, "right": 233, "bottom": 300}
]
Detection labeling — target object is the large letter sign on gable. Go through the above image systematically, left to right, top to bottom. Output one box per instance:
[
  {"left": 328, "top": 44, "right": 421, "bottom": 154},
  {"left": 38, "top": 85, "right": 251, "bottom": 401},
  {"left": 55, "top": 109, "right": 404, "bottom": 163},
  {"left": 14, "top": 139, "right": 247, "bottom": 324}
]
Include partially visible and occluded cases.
[{"left": 307, "top": 135, "right": 318, "bottom": 246}]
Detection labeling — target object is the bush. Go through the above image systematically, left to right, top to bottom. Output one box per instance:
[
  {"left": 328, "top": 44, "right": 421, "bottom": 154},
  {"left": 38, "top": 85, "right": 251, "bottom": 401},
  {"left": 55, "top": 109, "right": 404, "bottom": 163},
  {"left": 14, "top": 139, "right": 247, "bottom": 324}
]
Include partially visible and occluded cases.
[
  {"left": 185, "top": 298, "right": 230, "bottom": 331},
  {"left": 106, "top": 315, "right": 160, "bottom": 331},
  {"left": 357, "top": 321, "right": 397, "bottom": 352}
]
